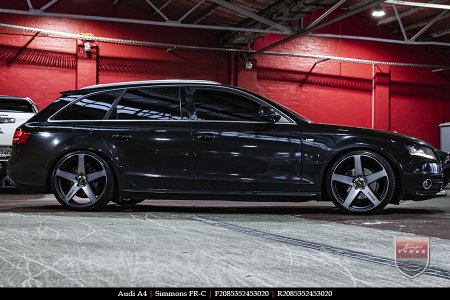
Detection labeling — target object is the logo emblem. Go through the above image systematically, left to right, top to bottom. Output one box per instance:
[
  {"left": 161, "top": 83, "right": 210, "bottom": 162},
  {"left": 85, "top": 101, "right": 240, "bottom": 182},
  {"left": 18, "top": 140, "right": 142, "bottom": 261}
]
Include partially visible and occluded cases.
[
  {"left": 76, "top": 175, "right": 87, "bottom": 187},
  {"left": 395, "top": 237, "right": 429, "bottom": 278}
]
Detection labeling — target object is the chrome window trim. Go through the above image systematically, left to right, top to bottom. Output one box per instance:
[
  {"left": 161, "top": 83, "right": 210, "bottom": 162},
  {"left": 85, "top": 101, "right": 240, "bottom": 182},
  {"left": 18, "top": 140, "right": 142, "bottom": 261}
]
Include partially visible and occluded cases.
[
  {"left": 47, "top": 84, "right": 298, "bottom": 126},
  {"left": 48, "top": 85, "right": 189, "bottom": 122},
  {"left": 48, "top": 87, "right": 126, "bottom": 122},
  {"left": 46, "top": 119, "right": 297, "bottom": 125}
]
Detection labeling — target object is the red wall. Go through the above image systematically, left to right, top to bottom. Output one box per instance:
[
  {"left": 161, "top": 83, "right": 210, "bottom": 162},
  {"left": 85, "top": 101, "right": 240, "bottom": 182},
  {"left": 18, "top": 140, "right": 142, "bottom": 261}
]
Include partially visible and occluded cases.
[
  {"left": 0, "top": 12, "right": 449, "bottom": 147},
  {"left": 0, "top": 14, "right": 229, "bottom": 109}
]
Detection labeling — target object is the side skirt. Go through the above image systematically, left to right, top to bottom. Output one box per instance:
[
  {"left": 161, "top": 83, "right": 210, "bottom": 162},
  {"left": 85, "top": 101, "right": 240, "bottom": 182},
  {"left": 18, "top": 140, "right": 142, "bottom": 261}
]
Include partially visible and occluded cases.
[{"left": 120, "top": 189, "right": 322, "bottom": 202}]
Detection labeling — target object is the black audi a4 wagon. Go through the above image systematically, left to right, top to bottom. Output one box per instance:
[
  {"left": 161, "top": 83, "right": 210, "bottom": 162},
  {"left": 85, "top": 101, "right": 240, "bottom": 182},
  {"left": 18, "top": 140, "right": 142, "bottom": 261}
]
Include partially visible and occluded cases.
[{"left": 7, "top": 80, "right": 446, "bottom": 214}]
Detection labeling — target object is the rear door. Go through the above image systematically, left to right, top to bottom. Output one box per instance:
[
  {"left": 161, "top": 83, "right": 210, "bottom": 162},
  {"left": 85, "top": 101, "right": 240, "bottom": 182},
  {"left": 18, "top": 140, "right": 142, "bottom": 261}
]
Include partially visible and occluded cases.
[{"left": 98, "top": 86, "right": 194, "bottom": 191}]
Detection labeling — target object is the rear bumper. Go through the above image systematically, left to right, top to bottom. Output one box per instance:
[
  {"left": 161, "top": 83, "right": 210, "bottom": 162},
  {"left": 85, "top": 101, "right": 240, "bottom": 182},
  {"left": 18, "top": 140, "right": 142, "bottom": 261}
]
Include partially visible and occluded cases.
[{"left": 7, "top": 151, "right": 48, "bottom": 193}]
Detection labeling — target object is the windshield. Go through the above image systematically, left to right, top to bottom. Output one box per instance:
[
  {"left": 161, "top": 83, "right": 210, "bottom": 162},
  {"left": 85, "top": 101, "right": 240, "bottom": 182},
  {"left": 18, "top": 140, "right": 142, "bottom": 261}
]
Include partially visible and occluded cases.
[{"left": 0, "top": 99, "right": 35, "bottom": 113}]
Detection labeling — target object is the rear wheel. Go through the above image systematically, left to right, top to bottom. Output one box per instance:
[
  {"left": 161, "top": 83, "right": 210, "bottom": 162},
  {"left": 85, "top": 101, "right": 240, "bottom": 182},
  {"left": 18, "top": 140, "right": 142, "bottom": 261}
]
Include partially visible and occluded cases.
[
  {"left": 326, "top": 150, "right": 395, "bottom": 214},
  {"left": 51, "top": 151, "right": 116, "bottom": 211}
]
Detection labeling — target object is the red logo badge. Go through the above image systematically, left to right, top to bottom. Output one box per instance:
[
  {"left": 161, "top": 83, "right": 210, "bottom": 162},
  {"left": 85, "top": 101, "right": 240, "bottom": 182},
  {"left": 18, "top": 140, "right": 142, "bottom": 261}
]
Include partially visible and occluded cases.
[{"left": 395, "top": 237, "right": 429, "bottom": 278}]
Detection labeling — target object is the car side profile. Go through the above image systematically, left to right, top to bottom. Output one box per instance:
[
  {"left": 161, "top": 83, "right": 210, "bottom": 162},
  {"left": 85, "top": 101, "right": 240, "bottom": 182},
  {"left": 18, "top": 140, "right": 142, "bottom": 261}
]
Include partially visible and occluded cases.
[{"left": 7, "top": 80, "right": 446, "bottom": 214}]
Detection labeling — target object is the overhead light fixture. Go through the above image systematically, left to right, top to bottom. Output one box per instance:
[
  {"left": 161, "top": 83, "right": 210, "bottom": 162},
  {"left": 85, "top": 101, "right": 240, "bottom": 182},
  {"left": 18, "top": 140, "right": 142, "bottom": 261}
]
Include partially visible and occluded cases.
[{"left": 372, "top": 5, "right": 386, "bottom": 18}]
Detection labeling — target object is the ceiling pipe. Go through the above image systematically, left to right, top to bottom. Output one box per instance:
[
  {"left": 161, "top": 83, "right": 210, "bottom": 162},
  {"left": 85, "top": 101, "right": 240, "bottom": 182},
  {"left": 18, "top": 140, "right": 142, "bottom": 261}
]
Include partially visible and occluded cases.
[{"left": 0, "top": 22, "right": 448, "bottom": 69}]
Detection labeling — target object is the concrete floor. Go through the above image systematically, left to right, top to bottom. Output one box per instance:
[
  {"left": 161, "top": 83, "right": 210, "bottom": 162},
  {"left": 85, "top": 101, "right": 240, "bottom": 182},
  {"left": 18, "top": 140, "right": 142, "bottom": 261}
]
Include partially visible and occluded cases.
[{"left": 0, "top": 190, "right": 449, "bottom": 287}]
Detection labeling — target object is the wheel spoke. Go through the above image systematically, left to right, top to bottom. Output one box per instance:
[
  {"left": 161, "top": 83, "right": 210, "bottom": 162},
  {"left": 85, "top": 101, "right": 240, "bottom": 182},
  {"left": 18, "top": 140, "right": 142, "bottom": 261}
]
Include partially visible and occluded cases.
[
  {"left": 77, "top": 154, "right": 85, "bottom": 174},
  {"left": 353, "top": 155, "right": 363, "bottom": 176},
  {"left": 366, "top": 169, "right": 387, "bottom": 184},
  {"left": 56, "top": 170, "right": 77, "bottom": 183},
  {"left": 87, "top": 170, "right": 106, "bottom": 182},
  {"left": 331, "top": 174, "right": 353, "bottom": 185},
  {"left": 63, "top": 183, "right": 80, "bottom": 203},
  {"left": 82, "top": 184, "right": 97, "bottom": 204},
  {"left": 342, "top": 187, "right": 360, "bottom": 208},
  {"left": 362, "top": 187, "right": 381, "bottom": 206}
]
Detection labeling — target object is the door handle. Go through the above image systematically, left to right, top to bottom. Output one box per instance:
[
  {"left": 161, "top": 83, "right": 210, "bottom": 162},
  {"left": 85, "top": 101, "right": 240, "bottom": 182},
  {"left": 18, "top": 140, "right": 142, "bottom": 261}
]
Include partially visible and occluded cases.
[
  {"left": 196, "top": 133, "right": 217, "bottom": 141},
  {"left": 112, "top": 134, "right": 132, "bottom": 141}
]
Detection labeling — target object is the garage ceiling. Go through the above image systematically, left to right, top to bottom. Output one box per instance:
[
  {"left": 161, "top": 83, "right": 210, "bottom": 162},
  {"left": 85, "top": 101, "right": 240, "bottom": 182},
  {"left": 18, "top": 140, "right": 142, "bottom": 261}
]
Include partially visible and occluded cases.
[
  {"left": 0, "top": 0, "right": 449, "bottom": 48},
  {"left": 378, "top": 1, "right": 450, "bottom": 43}
]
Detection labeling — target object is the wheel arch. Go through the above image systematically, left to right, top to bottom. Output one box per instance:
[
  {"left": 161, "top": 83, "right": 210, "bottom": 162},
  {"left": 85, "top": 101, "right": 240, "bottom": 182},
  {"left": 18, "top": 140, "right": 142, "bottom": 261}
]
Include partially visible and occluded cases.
[
  {"left": 320, "top": 146, "right": 402, "bottom": 204},
  {"left": 46, "top": 147, "right": 120, "bottom": 194}
]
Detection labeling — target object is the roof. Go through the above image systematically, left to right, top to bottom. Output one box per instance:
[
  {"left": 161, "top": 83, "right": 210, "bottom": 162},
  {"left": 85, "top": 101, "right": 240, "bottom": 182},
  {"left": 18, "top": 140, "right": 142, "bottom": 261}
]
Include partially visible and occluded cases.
[
  {"left": 81, "top": 79, "right": 221, "bottom": 91},
  {"left": 0, "top": 96, "right": 32, "bottom": 101}
]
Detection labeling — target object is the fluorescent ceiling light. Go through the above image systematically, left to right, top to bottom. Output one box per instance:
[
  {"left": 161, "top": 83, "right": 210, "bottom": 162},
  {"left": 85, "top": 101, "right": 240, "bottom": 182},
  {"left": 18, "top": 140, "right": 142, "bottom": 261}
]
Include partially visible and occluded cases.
[{"left": 385, "top": 1, "right": 450, "bottom": 10}]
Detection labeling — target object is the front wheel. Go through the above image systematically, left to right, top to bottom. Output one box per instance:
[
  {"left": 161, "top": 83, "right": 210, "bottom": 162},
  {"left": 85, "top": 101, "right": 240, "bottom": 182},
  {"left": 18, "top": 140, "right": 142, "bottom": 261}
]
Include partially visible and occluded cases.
[
  {"left": 326, "top": 150, "right": 396, "bottom": 214},
  {"left": 51, "top": 151, "right": 116, "bottom": 211}
]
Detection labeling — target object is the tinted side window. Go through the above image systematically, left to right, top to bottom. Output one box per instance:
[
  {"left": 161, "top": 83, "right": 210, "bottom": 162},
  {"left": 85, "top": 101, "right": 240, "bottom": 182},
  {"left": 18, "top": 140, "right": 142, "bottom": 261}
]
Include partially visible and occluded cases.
[
  {"left": 114, "top": 87, "right": 183, "bottom": 120},
  {"left": 192, "top": 89, "right": 261, "bottom": 121},
  {"left": 54, "top": 91, "right": 121, "bottom": 120},
  {"left": 29, "top": 96, "right": 78, "bottom": 122}
]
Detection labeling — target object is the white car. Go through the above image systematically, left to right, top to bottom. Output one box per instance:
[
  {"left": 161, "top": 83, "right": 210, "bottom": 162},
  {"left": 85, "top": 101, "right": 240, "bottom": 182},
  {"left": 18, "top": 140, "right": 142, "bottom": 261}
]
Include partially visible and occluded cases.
[{"left": 0, "top": 96, "right": 38, "bottom": 187}]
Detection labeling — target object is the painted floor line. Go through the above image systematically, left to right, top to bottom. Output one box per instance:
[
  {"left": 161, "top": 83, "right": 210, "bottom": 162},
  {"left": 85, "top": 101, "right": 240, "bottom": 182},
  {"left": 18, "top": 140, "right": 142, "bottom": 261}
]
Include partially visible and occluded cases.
[{"left": 191, "top": 215, "right": 450, "bottom": 280}]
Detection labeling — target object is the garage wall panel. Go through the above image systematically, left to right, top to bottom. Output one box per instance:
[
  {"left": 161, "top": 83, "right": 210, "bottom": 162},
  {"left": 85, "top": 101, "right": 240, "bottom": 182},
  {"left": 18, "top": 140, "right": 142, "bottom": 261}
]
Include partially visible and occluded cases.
[
  {"left": 0, "top": 14, "right": 229, "bottom": 109},
  {"left": 258, "top": 78, "right": 372, "bottom": 128}
]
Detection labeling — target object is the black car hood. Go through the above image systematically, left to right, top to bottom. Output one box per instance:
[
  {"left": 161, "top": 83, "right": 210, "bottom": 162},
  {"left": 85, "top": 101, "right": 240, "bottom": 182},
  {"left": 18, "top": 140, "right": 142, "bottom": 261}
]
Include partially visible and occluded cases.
[{"left": 312, "top": 123, "right": 433, "bottom": 148}]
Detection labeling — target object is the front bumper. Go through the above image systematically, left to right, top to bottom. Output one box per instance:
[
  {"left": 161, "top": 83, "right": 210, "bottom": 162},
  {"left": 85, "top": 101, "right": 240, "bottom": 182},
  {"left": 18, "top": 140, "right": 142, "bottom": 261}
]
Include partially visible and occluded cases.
[{"left": 402, "top": 173, "right": 446, "bottom": 200}]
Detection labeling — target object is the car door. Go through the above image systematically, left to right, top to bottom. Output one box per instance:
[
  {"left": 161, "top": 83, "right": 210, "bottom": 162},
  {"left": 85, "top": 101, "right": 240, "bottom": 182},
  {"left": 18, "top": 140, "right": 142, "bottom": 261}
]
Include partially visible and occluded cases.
[
  {"left": 98, "top": 86, "right": 194, "bottom": 191},
  {"left": 188, "top": 86, "right": 302, "bottom": 192}
]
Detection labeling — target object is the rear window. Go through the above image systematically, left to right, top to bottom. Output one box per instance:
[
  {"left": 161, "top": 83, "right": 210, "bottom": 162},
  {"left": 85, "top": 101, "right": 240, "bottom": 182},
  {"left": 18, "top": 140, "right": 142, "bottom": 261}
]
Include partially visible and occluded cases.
[
  {"left": 53, "top": 91, "right": 122, "bottom": 121},
  {"left": 0, "top": 99, "right": 34, "bottom": 112}
]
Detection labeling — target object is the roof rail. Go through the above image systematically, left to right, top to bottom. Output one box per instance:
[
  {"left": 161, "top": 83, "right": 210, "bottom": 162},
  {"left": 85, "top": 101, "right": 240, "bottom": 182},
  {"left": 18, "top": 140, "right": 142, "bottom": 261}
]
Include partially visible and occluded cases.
[{"left": 81, "top": 79, "right": 221, "bottom": 90}]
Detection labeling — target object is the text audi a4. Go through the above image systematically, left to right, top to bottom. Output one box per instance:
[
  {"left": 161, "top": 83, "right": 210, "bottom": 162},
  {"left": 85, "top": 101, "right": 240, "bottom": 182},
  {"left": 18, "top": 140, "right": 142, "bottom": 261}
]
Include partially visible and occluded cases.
[{"left": 7, "top": 80, "right": 446, "bottom": 214}]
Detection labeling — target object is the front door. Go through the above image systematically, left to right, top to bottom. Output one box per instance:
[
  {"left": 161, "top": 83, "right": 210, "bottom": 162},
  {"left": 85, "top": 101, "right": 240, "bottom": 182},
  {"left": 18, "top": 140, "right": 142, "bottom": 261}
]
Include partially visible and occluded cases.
[{"left": 189, "top": 87, "right": 302, "bottom": 192}]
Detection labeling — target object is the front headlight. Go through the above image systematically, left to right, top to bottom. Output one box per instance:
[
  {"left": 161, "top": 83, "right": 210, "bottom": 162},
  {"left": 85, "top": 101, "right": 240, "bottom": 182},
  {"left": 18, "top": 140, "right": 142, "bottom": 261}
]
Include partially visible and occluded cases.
[{"left": 406, "top": 145, "right": 437, "bottom": 160}]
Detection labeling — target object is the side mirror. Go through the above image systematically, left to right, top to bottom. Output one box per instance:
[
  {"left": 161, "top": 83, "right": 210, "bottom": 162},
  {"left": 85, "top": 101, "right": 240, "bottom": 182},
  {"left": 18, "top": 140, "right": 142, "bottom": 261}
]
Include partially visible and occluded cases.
[{"left": 259, "top": 106, "right": 281, "bottom": 123}]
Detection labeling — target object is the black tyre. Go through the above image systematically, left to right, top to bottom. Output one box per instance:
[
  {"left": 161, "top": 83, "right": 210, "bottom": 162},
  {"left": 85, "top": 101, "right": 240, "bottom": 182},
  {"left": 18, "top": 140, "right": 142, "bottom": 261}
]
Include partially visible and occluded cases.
[
  {"left": 326, "top": 150, "right": 396, "bottom": 214},
  {"left": 51, "top": 151, "right": 116, "bottom": 211},
  {"left": 112, "top": 198, "right": 145, "bottom": 205}
]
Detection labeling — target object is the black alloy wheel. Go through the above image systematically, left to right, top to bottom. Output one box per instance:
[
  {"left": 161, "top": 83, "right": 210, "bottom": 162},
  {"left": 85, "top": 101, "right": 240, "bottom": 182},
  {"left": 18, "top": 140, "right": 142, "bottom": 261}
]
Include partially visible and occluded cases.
[
  {"left": 326, "top": 150, "right": 396, "bottom": 214},
  {"left": 51, "top": 151, "right": 116, "bottom": 211}
]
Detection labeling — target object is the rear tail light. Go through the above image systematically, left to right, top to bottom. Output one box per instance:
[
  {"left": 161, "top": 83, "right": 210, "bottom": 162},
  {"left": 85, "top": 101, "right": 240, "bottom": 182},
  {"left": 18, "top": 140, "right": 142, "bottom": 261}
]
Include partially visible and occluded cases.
[{"left": 13, "top": 129, "right": 30, "bottom": 144}]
